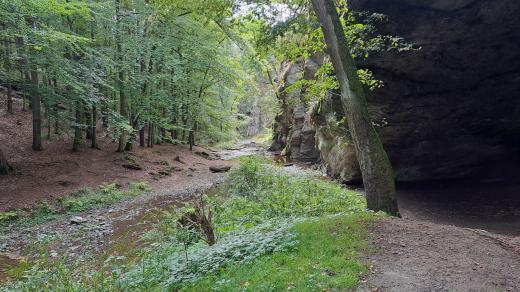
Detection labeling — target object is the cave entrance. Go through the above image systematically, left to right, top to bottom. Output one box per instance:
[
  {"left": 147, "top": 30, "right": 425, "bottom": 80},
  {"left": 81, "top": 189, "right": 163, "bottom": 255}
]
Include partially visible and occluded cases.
[{"left": 396, "top": 179, "right": 520, "bottom": 236}]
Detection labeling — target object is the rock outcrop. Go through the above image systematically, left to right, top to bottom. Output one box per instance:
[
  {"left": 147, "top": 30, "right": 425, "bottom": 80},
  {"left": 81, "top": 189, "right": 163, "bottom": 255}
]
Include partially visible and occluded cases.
[
  {"left": 272, "top": 0, "right": 520, "bottom": 183},
  {"left": 269, "top": 58, "right": 322, "bottom": 162}
]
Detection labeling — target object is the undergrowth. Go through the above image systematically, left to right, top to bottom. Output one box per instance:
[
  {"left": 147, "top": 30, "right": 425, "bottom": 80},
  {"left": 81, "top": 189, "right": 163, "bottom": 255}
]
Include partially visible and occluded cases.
[
  {"left": 0, "top": 156, "right": 377, "bottom": 291},
  {"left": 0, "top": 181, "right": 150, "bottom": 226}
]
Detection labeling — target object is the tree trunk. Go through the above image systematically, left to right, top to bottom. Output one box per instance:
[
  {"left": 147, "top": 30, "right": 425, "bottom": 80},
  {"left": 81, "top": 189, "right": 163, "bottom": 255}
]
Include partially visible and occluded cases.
[
  {"left": 115, "top": 0, "right": 127, "bottom": 152},
  {"left": 310, "top": 0, "right": 399, "bottom": 216},
  {"left": 30, "top": 70, "right": 42, "bottom": 151},
  {"left": 6, "top": 83, "right": 13, "bottom": 114},
  {"left": 72, "top": 101, "right": 83, "bottom": 152},
  {"left": 91, "top": 104, "right": 98, "bottom": 149},
  {"left": 85, "top": 111, "right": 92, "bottom": 139},
  {"left": 147, "top": 123, "right": 154, "bottom": 148},
  {"left": 139, "top": 127, "right": 145, "bottom": 147},
  {"left": 0, "top": 147, "right": 10, "bottom": 175}
]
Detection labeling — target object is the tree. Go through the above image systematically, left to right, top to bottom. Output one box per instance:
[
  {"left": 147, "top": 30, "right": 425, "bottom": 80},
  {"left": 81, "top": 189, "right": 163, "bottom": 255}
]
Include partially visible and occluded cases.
[
  {"left": 310, "top": 0, "right": 399, "bottom": 216},
  {"left": 30, "top": 69, "right": 42, "bottom": 151},
  {"left": 0, "top": 147, "right": 10, "bottom": 175}
]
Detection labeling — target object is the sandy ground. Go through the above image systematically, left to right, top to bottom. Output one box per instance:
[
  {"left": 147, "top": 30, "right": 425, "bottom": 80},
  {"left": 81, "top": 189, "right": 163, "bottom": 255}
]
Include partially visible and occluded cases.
[{"left": 359, "top": 218, "right": 520, "bottom": 292}]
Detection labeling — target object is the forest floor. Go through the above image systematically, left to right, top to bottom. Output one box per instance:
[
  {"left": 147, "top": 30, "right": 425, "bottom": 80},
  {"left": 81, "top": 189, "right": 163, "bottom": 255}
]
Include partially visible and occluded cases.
[
  {"left": 1, "top": 96, "right": 520, "bottom": 290},
  {"left": 0, "top": 97, "right": 237, "bottom": 211},
  {"left": 360, "top": 185, "right": 520, "bottom": 291}
]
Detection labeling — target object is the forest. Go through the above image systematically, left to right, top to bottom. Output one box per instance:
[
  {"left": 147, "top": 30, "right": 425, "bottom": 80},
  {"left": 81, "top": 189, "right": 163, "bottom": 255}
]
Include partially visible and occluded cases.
[{"left": 1, "top": 0, "right": 519, "bottom": 291}]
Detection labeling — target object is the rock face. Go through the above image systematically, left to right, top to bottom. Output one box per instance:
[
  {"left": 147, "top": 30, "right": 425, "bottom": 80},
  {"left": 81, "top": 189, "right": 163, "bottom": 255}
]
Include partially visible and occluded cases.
[
  {"left": 273, "top": 0, "right": 520, "bottom": 182},
  {"left": 269, "top": 58, "right": 322, "bottom": 162}
]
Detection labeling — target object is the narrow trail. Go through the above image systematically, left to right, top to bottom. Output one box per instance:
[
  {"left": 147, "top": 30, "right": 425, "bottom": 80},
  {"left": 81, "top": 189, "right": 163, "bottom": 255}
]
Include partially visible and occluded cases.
[{"left": 360, "top": 181, "right": 520, "bottom": 291}]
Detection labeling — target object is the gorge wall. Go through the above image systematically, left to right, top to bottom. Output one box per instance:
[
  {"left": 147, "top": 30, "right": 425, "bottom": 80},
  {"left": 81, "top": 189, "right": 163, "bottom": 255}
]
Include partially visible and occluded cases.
[{"left": 271, "top": 0, "right": 520, "bottom": 183}]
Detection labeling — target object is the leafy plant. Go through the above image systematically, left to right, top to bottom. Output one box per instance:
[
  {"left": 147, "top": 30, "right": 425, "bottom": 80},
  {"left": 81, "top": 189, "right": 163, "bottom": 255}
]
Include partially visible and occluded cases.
[{"left": 0, "top": 211, "right": 18, "bottom": 224}]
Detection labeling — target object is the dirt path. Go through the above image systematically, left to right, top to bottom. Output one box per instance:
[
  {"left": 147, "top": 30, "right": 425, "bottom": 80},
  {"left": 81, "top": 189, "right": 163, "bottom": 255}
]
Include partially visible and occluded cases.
[{"left": 360, "top": 218, "right": 520, "bottom": 292}]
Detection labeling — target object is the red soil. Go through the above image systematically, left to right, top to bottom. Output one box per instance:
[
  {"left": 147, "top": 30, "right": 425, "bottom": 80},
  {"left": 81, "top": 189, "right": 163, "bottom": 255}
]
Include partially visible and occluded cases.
[{"left": 0, "top": 95, "right": 230, "bottom": 212}]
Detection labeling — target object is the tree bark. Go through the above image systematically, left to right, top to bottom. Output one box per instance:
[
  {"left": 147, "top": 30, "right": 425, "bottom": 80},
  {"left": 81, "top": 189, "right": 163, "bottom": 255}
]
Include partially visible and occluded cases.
[
  {"left": 115, "top": 0, "right": 127, "bottom": 152},
  {"left": 310, "top": 0, "right": 399, "bottom": 216},
  {"left": 3, "top": 32, "right": 13, "bottom": 114},
  {"left": 30, "top": 70, "right": 42, "bottom": 151},
  {"left": 6, "top": 83, "right": 13, "bottom": 114},
  {"left": 72, "top": 101, "right": 83, "bottom": 152},
  {"left": 91, "top": 104, "right": 98, "bottom": 149},
  {"left": 85, "top": 111, "right": 93, "bottom": 139},
  {"left": 139, "top": 127, "right": 145, "bottom": 147},
  {"left": 0, "top": 147, "right": 10, "bottom": 175}
]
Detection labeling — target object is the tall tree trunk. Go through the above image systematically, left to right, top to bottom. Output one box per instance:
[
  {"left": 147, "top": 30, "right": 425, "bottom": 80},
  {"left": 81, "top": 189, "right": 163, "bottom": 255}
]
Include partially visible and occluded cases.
[
  {"left": 115, "top": 0, "right": 127, "bottom": 152},
  {"left": 310, "top": 0, "right": 399, "bottom": 216},
  {"left": 3, "top": 32, "right": 13, "bottom": 114},
  {"left": 30, "top": 70, "right": 42, "bottom": 151},
  {"left": 23, "top": 72, "right": 30, "bottom": 112},
  {"left": 6, "top": 83, "right": 13, "bottom": 114},
  {"left": 72, "top": 101, "right": 83, "bottom": 152},
  {"left": 91, "top": 104, "right": 98, "bottom": 149},
  {"left": 85, "top": 111, "right": 92, "bottom": 139},
  {"left": 54, "top": 115, "right": 60, "bottom": 135},
  {"left": 147, "top": 123, "right": 154, "bottom": 148},
  {"left": 139, "top": 127, "right": 145, "bottom": 147},
  {"left": 0, "top": 147, "right": 10, "bottom": 175}
]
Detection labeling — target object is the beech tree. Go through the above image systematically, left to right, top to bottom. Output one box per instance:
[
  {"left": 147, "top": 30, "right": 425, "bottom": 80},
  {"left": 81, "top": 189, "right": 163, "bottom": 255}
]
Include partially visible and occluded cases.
[
  {"left": 0, "top": 0, "right": 262, "bottom": 153},
  {"left": 310, "top": 0, "right": 399, "bottom": 216},
  {"left": 0, "top": 147, "right": 10, "bottom": 175}
]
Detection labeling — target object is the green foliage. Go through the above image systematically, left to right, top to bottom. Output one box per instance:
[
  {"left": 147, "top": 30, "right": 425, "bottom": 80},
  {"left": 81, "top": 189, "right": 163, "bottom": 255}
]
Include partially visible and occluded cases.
[
  {"left": 0, "top": 0, "right": 265, "bottom": 150},
  {"left": 217, "top": 156, "right": 366, "bottom": 231},
  {"left": 0, "top": 157, "right": 375, "bottom": 291},
  {"left": 0, "top": 181, "right": 149, "bottom": 227},
  {"left": 0, "top": 211, "right": 18, "bottom": 224},
  {"left": 186, "top": 213, "right": 373, "bottom": 291}
]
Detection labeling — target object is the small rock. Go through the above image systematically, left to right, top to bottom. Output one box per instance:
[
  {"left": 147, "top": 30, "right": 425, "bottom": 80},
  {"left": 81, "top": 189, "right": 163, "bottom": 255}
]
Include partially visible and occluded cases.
[
  {"left": 194, "top": 151, "right": 211, "bottom": 159},
  {"left": 174, "top": 156, "right": 185, "bottom": 164},
  {"left": 123, "top": 163, "right": 142, "bottom": 170},
  {"left": 209, "top": 166, "right": 231, "bottom": 173},
  {"left": 70, "top": 216, "right": 87, "bottom": 225}
]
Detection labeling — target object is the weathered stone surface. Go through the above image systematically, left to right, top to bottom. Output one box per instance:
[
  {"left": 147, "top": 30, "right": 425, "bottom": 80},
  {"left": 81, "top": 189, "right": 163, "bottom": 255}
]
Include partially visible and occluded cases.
[
  {"left": 274, "top": 0, "right": 520, "bottom": 183},
  {"left": 269, "top": 58, "right": 322, "bottom": 162},
  {"left": 209, "top": 166, "right": 231, "bottom": 173}
]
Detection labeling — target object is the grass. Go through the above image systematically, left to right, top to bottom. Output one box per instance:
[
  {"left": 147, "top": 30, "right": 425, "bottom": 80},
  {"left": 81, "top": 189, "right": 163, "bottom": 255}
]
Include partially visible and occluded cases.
[
  {"left": 0, "top": 156, "right": 378, "bottom": 291},
  {"left": 185, "top": 213, "right": 373, "bottom": 291}
]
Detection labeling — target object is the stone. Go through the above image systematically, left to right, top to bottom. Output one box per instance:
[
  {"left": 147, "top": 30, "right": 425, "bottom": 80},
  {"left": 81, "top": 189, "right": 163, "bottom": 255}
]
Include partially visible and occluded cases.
[
  {"left": 269, "top": 57, "right": 322, "bottom": 162},
  {"left": 194, "top": 151, "right": 212, "bottom": 160},
  {"left": 122, "top": 163, "right": 142, "bottom": 170},
  {"left": 209, "top": 166, "right": 231, "bottom": 173},
  {"left": 70, "top": 216, "right": 87, "bottom": 225}
]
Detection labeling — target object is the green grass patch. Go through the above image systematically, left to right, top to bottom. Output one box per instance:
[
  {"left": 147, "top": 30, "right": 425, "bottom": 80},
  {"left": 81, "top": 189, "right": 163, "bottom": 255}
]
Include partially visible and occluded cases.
[{"left": 185, "top": 213, "right": 373, "bottom": 291}]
